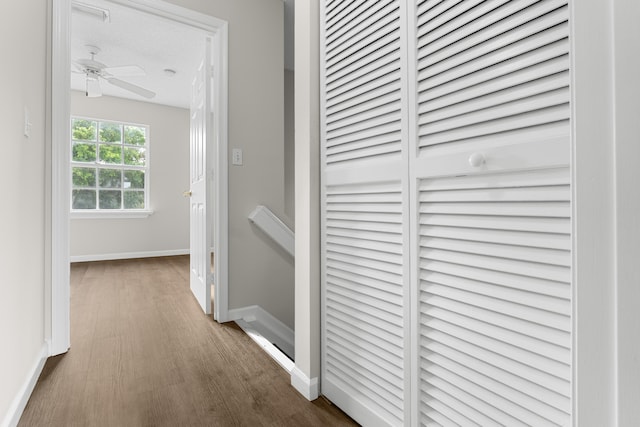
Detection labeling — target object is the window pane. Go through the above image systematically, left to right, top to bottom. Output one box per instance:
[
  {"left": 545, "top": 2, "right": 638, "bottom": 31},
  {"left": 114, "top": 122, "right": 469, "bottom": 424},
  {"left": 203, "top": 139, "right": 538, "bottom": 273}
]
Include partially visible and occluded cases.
[
  {"left": 72, "top": 119, "right": 97, "bottom": 141},
  {"left": 99, "top": 122, "right": 122, "bottom": 143},
  {"left": 124, "top": 125, "right": 146, "bottom": 146},
  {"left": 72, "top": 142, "right": 96, "bottom": 162},
  {"left": 99, "top": 144, "right": 122, "bottom": 164},
  {"left": 124, "top": 147, "right": 146, "bottom": 166},
  {"left": 72, "top": 167, "right": 96, "bottom": 187},
  {"left": 99, "top": 169, "right": 122, "bottom": 188},
  {"left": 124, "top": 170, "right": 144, "bottom": 189},
  {"left": 72, "top": 190, "right": 96, "bottom": 209},
  {"left": 99, "top": 190, "right": 121, "bottom": 209},
  {"left": 124, "top": 191, "right": 145, "bottom": 209}
]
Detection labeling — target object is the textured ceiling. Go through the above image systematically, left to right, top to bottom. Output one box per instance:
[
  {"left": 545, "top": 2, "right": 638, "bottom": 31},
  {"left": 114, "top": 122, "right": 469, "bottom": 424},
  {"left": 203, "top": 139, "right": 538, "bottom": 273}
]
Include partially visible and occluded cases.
[
  {"left": 71, "top": 0, "right": 294, "bottom": 110},
  {"left": 71, "top": 0, "right": 208, "bottom": 109}
]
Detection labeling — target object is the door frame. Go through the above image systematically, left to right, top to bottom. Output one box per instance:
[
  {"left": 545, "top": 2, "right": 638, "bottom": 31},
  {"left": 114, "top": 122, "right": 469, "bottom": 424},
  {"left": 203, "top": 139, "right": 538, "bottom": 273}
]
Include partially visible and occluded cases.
[{"left": 49, "top": 0, "right": 229, "bottom": 355}]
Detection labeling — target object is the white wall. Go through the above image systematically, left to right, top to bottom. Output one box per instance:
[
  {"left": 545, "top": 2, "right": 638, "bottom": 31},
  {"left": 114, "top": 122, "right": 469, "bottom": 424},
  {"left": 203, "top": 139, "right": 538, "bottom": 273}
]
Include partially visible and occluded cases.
[
  {"left": 0, "top": 0, "right": 47, "bottom": 423},
  {"left": 164, "top": 0, "right": 294, "bottom": 329},
  {"left": 69, "top": 91, "right": 190, "bottom": 259}
]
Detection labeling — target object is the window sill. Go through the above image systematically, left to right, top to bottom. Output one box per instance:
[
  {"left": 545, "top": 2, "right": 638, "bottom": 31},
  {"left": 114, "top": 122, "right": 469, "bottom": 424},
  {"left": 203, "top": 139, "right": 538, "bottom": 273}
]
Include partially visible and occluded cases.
[{"left": 70, "top": 209, "right": 154, "bottom": 219}]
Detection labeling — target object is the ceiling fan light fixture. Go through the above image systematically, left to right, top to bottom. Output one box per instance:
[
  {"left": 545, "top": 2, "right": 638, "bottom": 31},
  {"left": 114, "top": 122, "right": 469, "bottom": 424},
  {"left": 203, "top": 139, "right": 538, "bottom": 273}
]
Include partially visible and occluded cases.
[
  {"left": 72, "top": 2, "right": 110, "bottom": 23},
  {"left": 85, "top": 75, "right": 102, "bottom": 98}
]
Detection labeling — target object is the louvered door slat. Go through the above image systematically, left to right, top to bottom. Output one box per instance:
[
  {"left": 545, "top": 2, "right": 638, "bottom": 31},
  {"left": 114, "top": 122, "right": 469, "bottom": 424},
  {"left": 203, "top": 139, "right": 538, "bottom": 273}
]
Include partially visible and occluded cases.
[
  {"left": 326, "top": 0, "right": 397, "bottom": 53},
  {"left": 416, "top": 0, "right": 489, "bottom": 36},
  {"left": 419, "top": 1, "right": 566, "bottom": 58},
  {"left": 419, "top": 8, "right": 568, "bottom": 81},
  {"left": 418, "top": 25, "right": 569, "bottom": 94},
  {"left": 419, "top": 56, "right": 570, "bottom": 111},
  {"left": 420, "top": 73, "right": 570, "bottom": 125},
  {"left": 421, "top": 225, "right": 571, "bottom": 250},
  {"left": 422, "top": 237, "right": 570, "bottom": 266},
  {"left": 423, "top": 259, "right": 569, "bottom": 300},
  {"left": 422, "top": 281, "right": 570, "bottom": 332},
  {"left": 422, "top": 289, "right": 570, "bottom": 348},
  {"left": 423, "top": 306, "right": 570, "bottom": 372},
  {"left": 326, "top": 317, "right": 404, "bottom": 365},
  {"left": 327, "top": 322, "right": 404, "bottom": 371},
  {"left": 423, "top": 332, "right": 570, "bottom": 414},
  {"left": 425, "top": 352, "right": 568, "bottom": 426},
  {"left": 421, "top": 377, "right": 499, "bottom": 426}
]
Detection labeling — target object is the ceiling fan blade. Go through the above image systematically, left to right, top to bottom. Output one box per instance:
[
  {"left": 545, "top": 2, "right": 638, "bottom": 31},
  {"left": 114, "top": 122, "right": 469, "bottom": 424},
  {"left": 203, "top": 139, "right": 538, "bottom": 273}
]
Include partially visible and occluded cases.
[
  {"left": 76, "top": 57, "right": 106, "bottom": 70},
  {"left": 71, "top": 61, "right": 85, "bottom": 74},
  {"left": 103, "top": 65, "right": 146, "bottom": 77},
  {"left": 86, "top": 76, "right": 102, "bottom": 98},
  {"left": 106, "top": 77, "right": 156, "bottom": 99}
]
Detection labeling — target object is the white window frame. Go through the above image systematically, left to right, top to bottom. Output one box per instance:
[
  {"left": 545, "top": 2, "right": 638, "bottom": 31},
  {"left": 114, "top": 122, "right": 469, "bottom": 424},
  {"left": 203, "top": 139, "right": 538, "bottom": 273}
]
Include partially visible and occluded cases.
[{"left": 70, "top": 116, "right": 153, "bottom": 219}]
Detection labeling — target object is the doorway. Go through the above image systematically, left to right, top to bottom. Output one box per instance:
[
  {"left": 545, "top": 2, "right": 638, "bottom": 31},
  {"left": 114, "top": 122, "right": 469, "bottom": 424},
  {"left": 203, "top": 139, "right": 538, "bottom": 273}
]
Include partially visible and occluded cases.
[{"left": 50, "top": 0, "right": 229, "bottom": 356}]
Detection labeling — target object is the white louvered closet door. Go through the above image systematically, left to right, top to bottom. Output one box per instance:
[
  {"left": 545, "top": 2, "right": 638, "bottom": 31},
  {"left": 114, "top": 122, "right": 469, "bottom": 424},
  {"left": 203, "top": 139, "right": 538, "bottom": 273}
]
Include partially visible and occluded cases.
[
  {"left": 320, "top": 0, "right": 410, "bottom": 426},
  {"left": 320, "top": 1, "right": 573, "bottom": 426},
  {"left": 411, "top": 1, "right": 572, "bottom": 426}
]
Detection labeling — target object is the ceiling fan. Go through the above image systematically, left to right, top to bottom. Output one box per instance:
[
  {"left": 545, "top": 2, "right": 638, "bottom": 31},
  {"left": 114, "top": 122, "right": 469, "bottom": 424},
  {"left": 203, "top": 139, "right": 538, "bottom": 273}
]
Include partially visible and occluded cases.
[{"left": 72, "top": 45, "right": 156, "bottom": 99}]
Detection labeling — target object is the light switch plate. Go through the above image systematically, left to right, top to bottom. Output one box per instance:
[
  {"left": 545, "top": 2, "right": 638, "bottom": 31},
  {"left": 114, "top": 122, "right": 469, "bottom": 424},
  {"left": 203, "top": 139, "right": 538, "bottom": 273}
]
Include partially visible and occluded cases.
[{"left": 232, "top": 148, "right": 243, "bottom": 165}]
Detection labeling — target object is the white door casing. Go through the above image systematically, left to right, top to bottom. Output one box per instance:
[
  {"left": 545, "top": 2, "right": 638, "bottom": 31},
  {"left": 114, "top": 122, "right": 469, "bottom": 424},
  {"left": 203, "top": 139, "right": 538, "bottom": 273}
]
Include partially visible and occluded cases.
[
  {"left": 50, "top": 0, "right": 230, "bottom": 355},
  {"left": 320, "top": 1, "right": 573, "bottom": 425},
  {"left": 189, "top": 38, "right": 213, "bottom": 314}
]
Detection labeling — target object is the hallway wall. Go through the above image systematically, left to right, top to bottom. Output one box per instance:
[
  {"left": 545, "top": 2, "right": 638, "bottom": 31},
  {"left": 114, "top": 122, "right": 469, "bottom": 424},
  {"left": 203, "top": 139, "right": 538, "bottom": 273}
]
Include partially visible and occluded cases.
[{"left": 0, "top": 1, "right": 48, "bottom": 424}]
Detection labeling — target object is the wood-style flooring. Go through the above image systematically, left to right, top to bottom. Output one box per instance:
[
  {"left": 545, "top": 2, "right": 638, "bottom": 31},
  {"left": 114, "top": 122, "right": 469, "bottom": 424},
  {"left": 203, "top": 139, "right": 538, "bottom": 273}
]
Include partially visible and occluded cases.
[{"left": 19, "top": 256, "right": 356, "bottom": 427}]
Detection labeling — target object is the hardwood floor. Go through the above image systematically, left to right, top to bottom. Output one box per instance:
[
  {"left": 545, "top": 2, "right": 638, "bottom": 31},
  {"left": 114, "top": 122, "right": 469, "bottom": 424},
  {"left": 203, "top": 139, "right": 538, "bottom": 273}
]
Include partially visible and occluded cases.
[{"left": 19, "top": 256, "right": 356, "bottom": 427}]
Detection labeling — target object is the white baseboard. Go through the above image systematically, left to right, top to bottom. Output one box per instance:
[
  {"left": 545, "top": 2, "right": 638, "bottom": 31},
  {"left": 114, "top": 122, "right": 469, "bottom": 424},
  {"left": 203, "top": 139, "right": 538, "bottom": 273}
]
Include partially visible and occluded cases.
[
  {"left": 70, "top": 249, "right": 189, "bottom": 263},
  {"left": 228, "top": 305, "right": 294, "bottom": 365},
  {"left": 235, "top": 319, "right": 295, "bottom": 373},
  {"left": 1, "top": 343, "right": 48, "bottom": 427},
  {"left": 291, "top": 366, "right": 319, "bottom": 401}
]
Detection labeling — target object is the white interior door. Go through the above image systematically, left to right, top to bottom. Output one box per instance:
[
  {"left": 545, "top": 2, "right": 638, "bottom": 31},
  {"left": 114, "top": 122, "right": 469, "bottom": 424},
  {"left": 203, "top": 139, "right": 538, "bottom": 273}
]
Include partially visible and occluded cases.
[{"left": 189, "top": 38, "right": 213, "bottom": 314}]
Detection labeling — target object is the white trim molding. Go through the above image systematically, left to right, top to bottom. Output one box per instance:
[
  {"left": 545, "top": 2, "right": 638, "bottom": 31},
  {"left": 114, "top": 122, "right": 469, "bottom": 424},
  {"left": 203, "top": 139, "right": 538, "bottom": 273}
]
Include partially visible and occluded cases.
[
  {"left": 50, "top": 0, "right": 72, "bottom": 357},
  {"left": 248, "top": 205, "right": 294, "bottom": 257},
  {"left": 70, "top": 210, "right": 154, "bottom": 219},
  {"left": 69, "top": 249, "right": 189, "bottom": 263},
  {"left": 228, "top": 305, "right": 294, "bottom": 360},
  {"left": 235, "top": 319, "right": 295, "bottom": 373},
  {"left": 1, "top": 343, "right": 48, "bottom": 427},
  {"left": 291, "top": 366, "right": 319, "bottom": 401}
]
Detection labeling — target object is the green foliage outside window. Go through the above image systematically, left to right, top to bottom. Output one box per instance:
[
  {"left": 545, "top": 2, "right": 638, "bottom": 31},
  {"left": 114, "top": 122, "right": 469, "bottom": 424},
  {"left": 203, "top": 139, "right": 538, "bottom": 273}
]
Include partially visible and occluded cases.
[
  {"left": 71, "top": 117, "right": 148, "bottom": 211},
  {"left": 72, "top": 119, "right": 96, "bottom": 141},
  {"left": 99, "top": 122, "right": 122, "bottom": 143},
  {"left": 124, "top": 126, "right": 146, "bottom": 145},
  {"left": 72, "top": 143, "right": 97, "bottom": 162},
  {"left": 99, "top": 144, "right": 123, "bottom": 164},
  {"left": 124, "top": 147, "right": 146, "bottom": 166},
  {"left": 72, "top": 167, "right": 96, "bottom": 187},
  {"left": 99, "top": 169, "right": 121, "bottom": 188},
  {"left": 124, "top": 170, "right": 144, "bottom": 189},
  {"left": 124, "top": 191, "right": 145, "bottom": 209}
]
